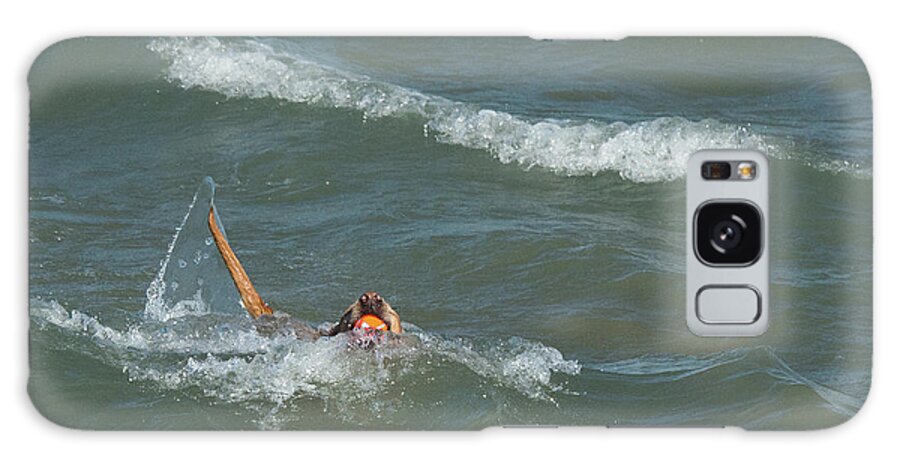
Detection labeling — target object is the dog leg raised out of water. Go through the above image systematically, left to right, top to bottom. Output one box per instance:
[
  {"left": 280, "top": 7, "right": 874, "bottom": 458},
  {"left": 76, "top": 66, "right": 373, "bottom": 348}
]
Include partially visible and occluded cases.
[{"left": 207, "top": 207, "right": 403, "bottom": 340}]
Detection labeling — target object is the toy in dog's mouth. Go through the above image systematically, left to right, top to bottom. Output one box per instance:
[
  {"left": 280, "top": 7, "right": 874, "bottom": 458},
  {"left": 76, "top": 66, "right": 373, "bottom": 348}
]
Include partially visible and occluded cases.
[
  {"left": 349, "top": 314, "right": 389, "bottom": 350},
  {"left": 353, "top": 314, "right": 388, "bottom": 331}
]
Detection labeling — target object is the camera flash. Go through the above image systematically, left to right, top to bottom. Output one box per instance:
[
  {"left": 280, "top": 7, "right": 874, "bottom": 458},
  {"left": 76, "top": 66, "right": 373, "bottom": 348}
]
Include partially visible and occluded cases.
[{"left": 737, "top": 162, "right": 756, "bottom": 180}]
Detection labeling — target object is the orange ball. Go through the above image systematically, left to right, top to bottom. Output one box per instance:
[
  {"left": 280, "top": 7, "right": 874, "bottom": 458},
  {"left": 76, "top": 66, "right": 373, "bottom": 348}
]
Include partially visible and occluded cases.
[{"left": 354, "top": 314, "right": 388, "bottom": 331}]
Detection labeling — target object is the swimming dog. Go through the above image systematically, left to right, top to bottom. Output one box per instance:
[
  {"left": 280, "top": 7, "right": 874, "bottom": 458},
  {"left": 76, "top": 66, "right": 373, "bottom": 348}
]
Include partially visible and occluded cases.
[{"left": 207, "top": 207, "right": 402, "bottom": 339}]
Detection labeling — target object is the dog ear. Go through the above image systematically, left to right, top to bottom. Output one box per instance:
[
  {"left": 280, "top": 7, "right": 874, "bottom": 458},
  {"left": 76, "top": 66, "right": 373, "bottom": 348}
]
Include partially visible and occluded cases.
[
  {"left": 332, "top": 301, "right": 362, "bottom": 334},
  {"left": 380, "top": 304, "right": 403, "bottom": 334}
]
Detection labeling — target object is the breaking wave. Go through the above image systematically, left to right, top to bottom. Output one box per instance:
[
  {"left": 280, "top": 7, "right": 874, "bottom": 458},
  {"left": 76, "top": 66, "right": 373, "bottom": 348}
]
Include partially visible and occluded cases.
[{"left": 148, "top": 37, "right": 778, "bottom": 183}]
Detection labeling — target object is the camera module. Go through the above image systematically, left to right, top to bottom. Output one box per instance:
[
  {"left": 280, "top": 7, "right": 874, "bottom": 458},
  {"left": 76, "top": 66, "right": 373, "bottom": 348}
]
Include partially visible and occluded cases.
[{"left": 694, "top": 202, "right": 762, "bottom": 266}]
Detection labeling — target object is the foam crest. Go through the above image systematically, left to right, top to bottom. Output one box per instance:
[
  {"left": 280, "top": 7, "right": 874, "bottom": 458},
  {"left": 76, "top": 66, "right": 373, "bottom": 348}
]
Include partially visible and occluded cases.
[{"left": 149, "top": 38, "right": 772, "bottom": 182}]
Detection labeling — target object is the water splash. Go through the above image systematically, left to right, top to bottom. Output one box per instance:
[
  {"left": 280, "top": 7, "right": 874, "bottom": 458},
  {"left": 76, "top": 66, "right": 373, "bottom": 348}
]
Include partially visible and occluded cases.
[
  {"left": 144, "top": 177, "right": 242, "bottom": 321},
  {"left": 31, "top": 298, "right": 582, "bottom": 416}
]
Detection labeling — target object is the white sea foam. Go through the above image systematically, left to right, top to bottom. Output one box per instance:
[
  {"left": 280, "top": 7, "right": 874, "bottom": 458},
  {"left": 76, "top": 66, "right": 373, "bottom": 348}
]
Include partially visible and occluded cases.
[
  {"left": 148, "top": 38, "right": 776, "bottom": 183},
  {"left": 33, "top": 295, "right": 863, "bottom": 426},
  {"left": 31, "top": 297, "right": 581, "bottom": 412},
  {"left": 30, "top": 298, "right": 149, "bottom": 350},
  {"left": 416, "top": 332, "right": 580, "bottom": 402}
]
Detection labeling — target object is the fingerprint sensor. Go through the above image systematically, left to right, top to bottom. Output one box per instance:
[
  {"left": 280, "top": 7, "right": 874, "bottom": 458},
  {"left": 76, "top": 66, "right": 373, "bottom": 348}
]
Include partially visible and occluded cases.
[{"left": 696, "top": 286, "right": 761, "bottom": 324}]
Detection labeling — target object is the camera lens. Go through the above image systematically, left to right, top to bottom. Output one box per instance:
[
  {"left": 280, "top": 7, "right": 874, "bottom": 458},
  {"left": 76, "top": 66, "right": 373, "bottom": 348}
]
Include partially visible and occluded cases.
[
  {"left": 701, "top": 161, "right": 732, "bottom": 180},
  {"left": 695, "top": 202, "right": 762, "bottom": 266},
  {"left": 711, "top": 218, "right": 743, "bottom": 251}
]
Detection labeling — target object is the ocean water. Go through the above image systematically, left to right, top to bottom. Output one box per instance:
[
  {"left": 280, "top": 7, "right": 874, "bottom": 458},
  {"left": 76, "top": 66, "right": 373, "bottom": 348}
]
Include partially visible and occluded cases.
[{"left": 28, "top": 37, "right": 871, "bottom": 430}]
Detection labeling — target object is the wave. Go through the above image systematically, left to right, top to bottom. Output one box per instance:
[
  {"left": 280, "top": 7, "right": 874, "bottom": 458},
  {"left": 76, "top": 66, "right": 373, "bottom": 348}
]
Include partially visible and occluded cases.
[
  {"left": 148, "top": 37, "right": 779, "bottom": 183},
  {"left": 32, "top": 294, "right": 863, "bottom": 427},
  {"left": 30, "top": 298, "right": 580, "bottom": 417},
  {"left": 588, "top": 346, "right": 864, "bottom": 418}
]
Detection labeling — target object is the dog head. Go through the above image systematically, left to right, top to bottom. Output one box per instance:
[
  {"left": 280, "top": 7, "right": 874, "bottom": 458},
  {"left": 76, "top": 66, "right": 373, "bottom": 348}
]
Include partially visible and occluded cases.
[{"left": 357, "top": 291, "right": 387, "bottom": 314}]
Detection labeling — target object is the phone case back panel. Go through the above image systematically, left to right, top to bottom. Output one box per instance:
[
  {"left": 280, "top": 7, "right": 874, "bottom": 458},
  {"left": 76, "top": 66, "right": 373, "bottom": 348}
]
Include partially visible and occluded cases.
[{"left": 28, "top": 37, "right": 872, "bottom": 430}]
